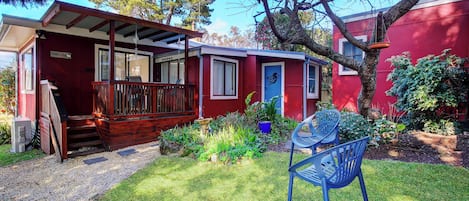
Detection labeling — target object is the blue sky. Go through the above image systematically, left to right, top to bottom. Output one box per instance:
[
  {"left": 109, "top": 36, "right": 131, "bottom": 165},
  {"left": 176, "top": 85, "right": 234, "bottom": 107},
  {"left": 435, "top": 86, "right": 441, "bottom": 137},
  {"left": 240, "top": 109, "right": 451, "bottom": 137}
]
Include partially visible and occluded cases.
[{"left": 0, "top": 0, "right": 398, "bottom": 67}]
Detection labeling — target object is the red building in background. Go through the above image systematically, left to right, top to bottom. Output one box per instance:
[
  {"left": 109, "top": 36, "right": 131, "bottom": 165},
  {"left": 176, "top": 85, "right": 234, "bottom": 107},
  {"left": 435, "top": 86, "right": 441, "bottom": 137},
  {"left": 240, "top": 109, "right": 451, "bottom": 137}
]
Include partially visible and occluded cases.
[{"left": 332, "top": 0, "right": 469, "bottom": 116}]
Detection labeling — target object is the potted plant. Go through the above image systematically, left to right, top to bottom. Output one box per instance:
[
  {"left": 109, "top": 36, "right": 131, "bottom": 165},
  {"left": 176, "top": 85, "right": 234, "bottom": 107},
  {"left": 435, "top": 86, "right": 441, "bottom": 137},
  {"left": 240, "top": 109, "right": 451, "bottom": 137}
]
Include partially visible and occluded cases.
[{"left": 258, "top": 96, "right": 279, "bottom": 134}]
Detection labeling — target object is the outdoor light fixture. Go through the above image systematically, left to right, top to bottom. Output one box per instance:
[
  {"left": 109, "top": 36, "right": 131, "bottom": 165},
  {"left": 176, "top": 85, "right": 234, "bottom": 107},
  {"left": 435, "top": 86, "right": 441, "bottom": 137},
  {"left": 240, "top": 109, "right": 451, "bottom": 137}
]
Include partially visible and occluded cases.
[{"left": 35, "top": 30, "right": 46, "bottom": 39}]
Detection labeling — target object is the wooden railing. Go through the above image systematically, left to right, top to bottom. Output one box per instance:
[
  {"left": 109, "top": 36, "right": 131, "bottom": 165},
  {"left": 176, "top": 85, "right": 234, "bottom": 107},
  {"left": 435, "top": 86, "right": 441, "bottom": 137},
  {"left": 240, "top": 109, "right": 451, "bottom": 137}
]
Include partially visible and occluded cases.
[
  {"left": 40, "top": 80, "right": 67, "bottom": 161},
  {"left": 92, "top": 81, "right": 196, "bottom": 119}
]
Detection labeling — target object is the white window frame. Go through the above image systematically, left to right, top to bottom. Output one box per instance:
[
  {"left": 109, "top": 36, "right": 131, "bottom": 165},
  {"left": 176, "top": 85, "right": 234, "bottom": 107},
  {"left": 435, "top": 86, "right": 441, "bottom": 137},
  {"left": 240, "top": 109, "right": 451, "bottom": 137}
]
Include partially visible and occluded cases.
[
  {"left": 338, "top": 35, "right": 366, "bottom": 76},
  {"left": 20, "top": 43, "right": 35, "bottom": 94},
  {"left": 94, "top": 44, "right": 154, "bottom": 82},
  {"left": 210, "top": 56, "right": 239, "bottom": 100},
  {"left": 307, "top": 63, "right": 320, "bottom": 99}
]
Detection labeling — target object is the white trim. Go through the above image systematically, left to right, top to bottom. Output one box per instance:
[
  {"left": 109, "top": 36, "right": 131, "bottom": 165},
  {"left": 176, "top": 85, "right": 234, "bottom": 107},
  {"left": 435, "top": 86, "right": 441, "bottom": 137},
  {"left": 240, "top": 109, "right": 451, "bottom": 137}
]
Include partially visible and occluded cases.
[
  {"left": 343, "top": 0, "right": 463, "bottom": 23},
  {"left": 338, "top": 35, "right": 366, "bottom": 76},
  {"left": 20, "top": 42, "right": 35, "bottom": 94},
  {"left": 94, "top": 44, "right": 154, "bottom": 81},
  {"left": 201, "top": 46, "right": 247, "bottom": 58},
  {"left": 247, "top": 49, "right": 306, "bottom": 60},
  {"left": 155, "top": 50, "right": 199, "bottom": 63},
  {"left": 210, "top": 56, "right": 239, "bottom": 100},
  {"left": 261, "top": 62, "right": 285, "bottom": 117},
  {"left": 307, "top": 63, "right": 320, "bottom": 99}
]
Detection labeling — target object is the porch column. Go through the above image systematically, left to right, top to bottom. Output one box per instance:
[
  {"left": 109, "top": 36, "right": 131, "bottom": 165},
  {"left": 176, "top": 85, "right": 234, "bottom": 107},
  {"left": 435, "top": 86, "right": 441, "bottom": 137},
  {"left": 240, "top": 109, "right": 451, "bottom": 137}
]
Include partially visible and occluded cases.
[
  {"left": 108, "top": 20, "right": 115, "bottom": 115},
  {"left": 184, "top": 35, "right": 189, "bottom": 83}
]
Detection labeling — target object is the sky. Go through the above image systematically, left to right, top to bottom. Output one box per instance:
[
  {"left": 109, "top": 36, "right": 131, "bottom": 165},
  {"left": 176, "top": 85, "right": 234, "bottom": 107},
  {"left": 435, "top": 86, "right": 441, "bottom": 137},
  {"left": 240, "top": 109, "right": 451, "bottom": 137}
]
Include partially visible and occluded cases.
[{"left": 0, "top": 0, "right": 399, "bottom": 68}]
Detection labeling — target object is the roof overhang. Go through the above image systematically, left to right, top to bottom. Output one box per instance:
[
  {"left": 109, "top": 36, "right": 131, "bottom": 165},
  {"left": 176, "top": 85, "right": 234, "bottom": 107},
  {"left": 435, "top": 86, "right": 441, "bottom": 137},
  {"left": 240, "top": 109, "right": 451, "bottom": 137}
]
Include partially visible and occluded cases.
[
  {"left": 0, "top": 0, "right": 203, "bottom": 51},
  {"left": 41, "top": 0, "right": 203, "bottom": 42},
  {"left": 0, "top": 17, "right": 36, "bottom": 51}
]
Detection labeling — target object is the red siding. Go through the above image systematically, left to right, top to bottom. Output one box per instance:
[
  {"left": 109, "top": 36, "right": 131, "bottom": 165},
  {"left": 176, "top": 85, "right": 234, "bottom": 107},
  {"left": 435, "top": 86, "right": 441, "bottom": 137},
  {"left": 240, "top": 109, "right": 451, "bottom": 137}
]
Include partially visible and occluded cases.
[
  {"left": 332, "top": 1, "right": 469, "bottom": 114},
  {"left": 37, "top": 31, "right": 174, "bottom": 115}
]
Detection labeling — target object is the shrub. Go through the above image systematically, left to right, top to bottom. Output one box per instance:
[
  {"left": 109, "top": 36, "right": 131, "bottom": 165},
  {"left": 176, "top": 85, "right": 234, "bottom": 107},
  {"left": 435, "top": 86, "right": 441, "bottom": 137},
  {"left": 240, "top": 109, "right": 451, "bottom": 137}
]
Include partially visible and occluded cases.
[
  {"left": 386, "top": 49, "right": 468, "bottom": 133},
  {"left": 339, "top": 112, "right": 372, "bottom": 143},
  {"left": 0, "top": 122, "right": 11, "bottom": 145}
]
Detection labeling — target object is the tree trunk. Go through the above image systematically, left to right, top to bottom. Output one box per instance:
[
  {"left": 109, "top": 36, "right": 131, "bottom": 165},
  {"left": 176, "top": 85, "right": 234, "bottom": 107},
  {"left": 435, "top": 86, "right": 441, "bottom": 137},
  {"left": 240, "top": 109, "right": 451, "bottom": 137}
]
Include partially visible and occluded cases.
[{"left": 358, "top": 50, "right": 380, "bottom": 117}]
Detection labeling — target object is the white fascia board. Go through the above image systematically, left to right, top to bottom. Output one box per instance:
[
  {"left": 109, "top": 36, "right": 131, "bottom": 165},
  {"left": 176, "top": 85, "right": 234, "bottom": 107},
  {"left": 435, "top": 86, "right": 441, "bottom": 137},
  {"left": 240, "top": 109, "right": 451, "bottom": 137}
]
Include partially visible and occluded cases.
[
  {"left": 200, "top": 46, "right": 247, "bottom": 57},
  {"left": 155, "top": 49, "right": 199, "bottom": 63},
  {"left": 246, "top": 49, "right": 306, "bottom": 60}
]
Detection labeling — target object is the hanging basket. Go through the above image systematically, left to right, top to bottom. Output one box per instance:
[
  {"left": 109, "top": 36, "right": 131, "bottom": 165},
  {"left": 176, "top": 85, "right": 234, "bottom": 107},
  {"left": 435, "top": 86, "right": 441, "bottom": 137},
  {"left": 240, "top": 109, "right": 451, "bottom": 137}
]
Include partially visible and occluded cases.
[{"left": 368, "top": 42, "right": 390, "bottom": 49}]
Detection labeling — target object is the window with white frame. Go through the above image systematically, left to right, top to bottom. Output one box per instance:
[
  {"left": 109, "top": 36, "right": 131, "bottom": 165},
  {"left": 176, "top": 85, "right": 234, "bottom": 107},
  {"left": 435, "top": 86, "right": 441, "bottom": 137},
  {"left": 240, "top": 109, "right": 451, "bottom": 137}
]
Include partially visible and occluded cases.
[
  {"left": 338, "top": 35, "right": 366, "bottom": 75},
  {"left": 95, "top": 45, "right": 152, "bottom": 82},
  {"left": 21, "top": 46, "right": 34, "bottom": 92},
  {"left": 210, "top": 56, "right": 238, "bottom": 99},
  {"left": 155, "top": 59, "right": 185, "bottom": 84},
  {"left": 307, "top": 63, "right": 319, "bottom": 99}
]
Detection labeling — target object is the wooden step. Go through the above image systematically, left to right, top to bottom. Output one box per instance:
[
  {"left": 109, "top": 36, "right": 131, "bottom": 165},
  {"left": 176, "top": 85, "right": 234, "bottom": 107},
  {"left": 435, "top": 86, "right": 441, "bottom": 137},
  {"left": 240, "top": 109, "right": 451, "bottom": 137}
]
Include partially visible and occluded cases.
[
  {"left": 67, "top": 115, "right": 95, "bottom": 127},
  {"left": 67, "top": 124, "right": 96, "bottom": 132},
  {"left": 68, "top": 132, "right": 99, "bottom": 140},
  {"left": 68, "top": 140, "right": 103, "bottom": 149},
  {"left": 67, "top": 147, "right": 106, "bottom": 158}
]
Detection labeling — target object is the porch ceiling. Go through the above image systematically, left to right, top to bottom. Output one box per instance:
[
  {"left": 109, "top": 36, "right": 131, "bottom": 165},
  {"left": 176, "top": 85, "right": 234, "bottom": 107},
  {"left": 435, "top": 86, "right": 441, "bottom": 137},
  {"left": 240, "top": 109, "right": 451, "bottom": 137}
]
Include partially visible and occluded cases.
[
  {"left": 41, "top": 0, "right": 203, "bottom": 44},
  {"left": 0, "top": 24, "right": 35, "bottom": 51}
]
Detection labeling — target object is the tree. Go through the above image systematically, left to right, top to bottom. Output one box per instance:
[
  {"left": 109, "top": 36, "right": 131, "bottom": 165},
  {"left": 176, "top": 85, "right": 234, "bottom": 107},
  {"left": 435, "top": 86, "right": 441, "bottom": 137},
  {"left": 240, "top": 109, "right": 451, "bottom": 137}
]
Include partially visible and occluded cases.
[
  {"left": 0, "top": 0, "right": 46, "bottom": 7},
  {"left": 90, "top": 0, "right": 215, "bottom": 28},
  {"left": 258, "top": 0, "right": 419, "bottom": 117},
  {"left": 201, "top": 26, "right": 257, "bottom": 48},
  {"left": 0, "top": 63, "right": 16, "bottom": 115}
]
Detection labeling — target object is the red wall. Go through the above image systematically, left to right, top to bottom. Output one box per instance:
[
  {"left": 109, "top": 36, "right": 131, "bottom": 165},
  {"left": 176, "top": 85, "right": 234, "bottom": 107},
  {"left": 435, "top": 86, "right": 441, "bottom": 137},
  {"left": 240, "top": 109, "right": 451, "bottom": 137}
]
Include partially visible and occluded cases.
[
  {"left": 332, "top": 1, "right": 469, "bottom": 114},
  {"left": 37, "top": 31, "right": 174, "bottom": 115},
  {"left": 201, "top": 54, "right": 315, "bottom": 121}
]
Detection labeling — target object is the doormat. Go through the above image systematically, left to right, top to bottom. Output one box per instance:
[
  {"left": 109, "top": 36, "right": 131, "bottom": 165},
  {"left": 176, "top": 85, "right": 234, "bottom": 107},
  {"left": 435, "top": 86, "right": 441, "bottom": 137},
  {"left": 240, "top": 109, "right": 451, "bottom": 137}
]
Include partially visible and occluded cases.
[
  {"left": 117, "top": 148, "right": 137, "bottom": 157},
  {"left": 83, "top": 156, "right": 108, "bottom": 165}
]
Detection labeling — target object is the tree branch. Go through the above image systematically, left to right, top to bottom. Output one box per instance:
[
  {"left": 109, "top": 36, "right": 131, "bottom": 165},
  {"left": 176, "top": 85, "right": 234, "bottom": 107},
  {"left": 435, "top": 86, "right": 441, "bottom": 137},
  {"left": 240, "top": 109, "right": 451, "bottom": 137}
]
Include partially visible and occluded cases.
[
  {"left": 260, "top": 0, "right": 287, "bottom": 43},
  {"left": 320, "top": 0, "right": 367, "bottom": 50},
  {"left": 383, "top": 0, "right": 419, "bottom": 28}
]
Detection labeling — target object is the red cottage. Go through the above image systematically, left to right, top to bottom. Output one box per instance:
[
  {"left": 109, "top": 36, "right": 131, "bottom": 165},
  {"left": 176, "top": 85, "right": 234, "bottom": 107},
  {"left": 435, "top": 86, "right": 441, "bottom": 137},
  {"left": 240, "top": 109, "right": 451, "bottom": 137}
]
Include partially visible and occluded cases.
[
  {"left": 332, "top": 0, "right": 469, "bottom": 116},
  {"left": 0, "top": 1, "right": 326, "bottom": 160}
]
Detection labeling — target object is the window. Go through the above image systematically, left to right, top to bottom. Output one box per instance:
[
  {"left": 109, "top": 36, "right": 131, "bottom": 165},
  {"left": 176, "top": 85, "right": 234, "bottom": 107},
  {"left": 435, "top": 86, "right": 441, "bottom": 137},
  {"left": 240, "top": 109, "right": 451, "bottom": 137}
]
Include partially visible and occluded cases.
[
  {"left": 338, "top": 35, "right": 366, "bottom": 75},
  {"left": 95, "top": 45, "right": 152, "bottom": 82},
  {"left": 21, "top": 47, "right": 34, "bottom": 92},
  {"left": 210, "top": 56, "right": 238, "bottom": 99},
  {"left": 155, "top": 59, "right": 185, "bottom": 84},
  {"left": 307, "top": 63, "right": 319, "bottom": 99}
]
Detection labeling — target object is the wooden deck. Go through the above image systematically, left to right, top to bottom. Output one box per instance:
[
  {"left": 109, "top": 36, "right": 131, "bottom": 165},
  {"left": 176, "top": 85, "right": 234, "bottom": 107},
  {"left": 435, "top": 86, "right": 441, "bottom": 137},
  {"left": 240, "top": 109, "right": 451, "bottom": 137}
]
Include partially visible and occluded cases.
[{"left": 92, "top": 81, "right": 197, "bottom": 150}]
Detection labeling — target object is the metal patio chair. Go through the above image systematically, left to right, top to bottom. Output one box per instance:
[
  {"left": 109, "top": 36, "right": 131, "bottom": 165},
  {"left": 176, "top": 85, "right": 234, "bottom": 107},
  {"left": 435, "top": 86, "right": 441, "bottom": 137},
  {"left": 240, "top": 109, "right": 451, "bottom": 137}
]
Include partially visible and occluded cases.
[
  {"left": 289, "top": 109, "right": 340, "bottom": 167},
  {"left": 287, "top": 137, "right": 370, "bottom": 201}
]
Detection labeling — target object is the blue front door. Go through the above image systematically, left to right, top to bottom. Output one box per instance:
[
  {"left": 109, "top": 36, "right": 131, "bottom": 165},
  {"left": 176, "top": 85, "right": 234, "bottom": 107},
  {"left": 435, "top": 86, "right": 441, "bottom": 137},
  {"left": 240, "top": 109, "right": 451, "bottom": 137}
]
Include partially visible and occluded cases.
[{"left": 263, "top": 63, "right": 283, "bottom": 115}]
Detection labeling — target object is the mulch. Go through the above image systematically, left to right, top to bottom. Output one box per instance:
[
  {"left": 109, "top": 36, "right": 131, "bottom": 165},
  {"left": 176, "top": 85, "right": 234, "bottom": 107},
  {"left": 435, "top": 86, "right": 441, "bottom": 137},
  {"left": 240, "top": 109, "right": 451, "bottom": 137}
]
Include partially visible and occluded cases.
[{"left": 269, "top": 131, "right": 469, "bottom": 169}]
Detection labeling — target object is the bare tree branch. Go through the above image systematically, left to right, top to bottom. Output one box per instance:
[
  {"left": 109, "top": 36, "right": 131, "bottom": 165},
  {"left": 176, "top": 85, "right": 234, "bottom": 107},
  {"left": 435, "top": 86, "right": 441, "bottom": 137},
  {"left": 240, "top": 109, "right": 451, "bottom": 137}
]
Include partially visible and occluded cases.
[{"left": 320, "top": 0, "right": 367, "bottom": 50}]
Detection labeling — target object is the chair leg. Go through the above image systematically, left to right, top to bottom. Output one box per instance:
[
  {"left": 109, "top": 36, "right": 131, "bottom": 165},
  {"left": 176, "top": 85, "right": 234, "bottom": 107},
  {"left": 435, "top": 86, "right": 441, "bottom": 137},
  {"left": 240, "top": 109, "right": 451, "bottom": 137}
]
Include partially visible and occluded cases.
[
  {"left": 289, "top": 142, "right": 295, "bottom": 167},
  {"left": 358, "top": 170, "right": 368, "bottom": 201},
  {"left": 288, "top": 174, "right": 294, "bottom": 201},
  {"left": 321, "top": 178, "right": 330, "bottom": 201}
]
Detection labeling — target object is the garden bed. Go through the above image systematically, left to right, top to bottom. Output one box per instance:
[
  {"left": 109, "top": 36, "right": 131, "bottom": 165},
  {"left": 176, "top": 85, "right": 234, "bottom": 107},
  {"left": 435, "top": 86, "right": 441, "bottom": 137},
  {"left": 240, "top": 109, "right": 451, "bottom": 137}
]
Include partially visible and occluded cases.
[{"left": 269, "top": 131, "right": 469, "bottom": 168}]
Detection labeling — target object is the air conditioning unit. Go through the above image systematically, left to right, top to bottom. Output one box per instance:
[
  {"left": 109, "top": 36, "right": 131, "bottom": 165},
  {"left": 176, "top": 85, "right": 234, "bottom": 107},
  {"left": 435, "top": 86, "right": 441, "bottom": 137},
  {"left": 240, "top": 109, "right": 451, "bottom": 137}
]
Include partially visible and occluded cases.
[{"left": 10, "top": 117, "right": 32, "bottom": 153}]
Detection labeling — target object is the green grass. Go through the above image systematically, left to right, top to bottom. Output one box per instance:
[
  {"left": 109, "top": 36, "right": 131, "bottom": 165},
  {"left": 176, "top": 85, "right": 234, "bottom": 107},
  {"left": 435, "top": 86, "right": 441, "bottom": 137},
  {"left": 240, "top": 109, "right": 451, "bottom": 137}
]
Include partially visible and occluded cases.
[
  {"left": 0, "top": 144, "right": 44, "bottom": 167},
  {"left": 100, "top": 152, "right": 469, "bottom": 201}
]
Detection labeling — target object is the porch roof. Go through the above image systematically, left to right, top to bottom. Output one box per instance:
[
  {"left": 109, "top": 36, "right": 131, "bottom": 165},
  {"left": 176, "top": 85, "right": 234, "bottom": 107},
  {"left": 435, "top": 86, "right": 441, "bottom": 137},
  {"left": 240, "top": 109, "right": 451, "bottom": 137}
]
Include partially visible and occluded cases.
[{"left": 41, "top": 1, "right": 203, "bottom": 43}]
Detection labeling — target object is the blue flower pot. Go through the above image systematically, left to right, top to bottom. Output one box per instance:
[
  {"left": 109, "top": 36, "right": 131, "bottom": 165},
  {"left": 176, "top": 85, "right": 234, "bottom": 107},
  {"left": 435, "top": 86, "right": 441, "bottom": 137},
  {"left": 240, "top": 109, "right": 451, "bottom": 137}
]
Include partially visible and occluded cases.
[{"left": 258, "top": 121, "right": 272, "bottom": 134}]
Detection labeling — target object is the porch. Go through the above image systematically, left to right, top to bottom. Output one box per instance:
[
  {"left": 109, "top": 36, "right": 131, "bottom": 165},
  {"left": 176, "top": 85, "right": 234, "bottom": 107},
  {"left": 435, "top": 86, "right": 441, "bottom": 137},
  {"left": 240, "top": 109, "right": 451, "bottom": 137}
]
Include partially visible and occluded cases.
[{"left": 92, "top": 81, "right": 197, "bottom": 151}]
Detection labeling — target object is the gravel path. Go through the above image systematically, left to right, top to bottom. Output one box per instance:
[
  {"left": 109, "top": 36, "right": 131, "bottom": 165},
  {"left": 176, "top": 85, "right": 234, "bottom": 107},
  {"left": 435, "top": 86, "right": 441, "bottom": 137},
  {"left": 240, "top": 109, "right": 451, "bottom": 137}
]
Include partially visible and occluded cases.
[{"left": 0, "top": 142, "right": 161, "bottom": 201}]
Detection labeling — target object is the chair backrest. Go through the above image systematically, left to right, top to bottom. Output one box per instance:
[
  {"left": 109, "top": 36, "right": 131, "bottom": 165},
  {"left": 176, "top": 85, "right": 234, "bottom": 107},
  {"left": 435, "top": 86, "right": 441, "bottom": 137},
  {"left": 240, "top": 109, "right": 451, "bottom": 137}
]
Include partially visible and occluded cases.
[
  {"left": 310, "top": 109, "right": 340, "bottom": 143},
  {"left": 322, "top": 137, "right": 369, "bottom": 188}
]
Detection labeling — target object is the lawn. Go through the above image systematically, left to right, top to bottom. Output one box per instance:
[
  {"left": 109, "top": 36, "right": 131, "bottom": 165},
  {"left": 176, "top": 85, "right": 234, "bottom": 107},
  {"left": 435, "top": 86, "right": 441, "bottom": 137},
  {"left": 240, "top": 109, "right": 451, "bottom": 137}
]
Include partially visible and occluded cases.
[
  {"left": 0, "top": 144, "right": 44, "bottom": 167},
  {"left": 100, "top": 152, "right": 469, "bottom": 201}
]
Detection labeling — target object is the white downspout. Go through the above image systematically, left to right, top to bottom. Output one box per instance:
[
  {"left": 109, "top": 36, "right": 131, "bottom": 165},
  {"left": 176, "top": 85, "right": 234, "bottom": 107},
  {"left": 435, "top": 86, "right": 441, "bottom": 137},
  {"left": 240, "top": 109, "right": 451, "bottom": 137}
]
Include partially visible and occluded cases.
[
  {"left": 198, "top": 49, "right": 203, "bottom": 118},
  {"left": 303, "top": 57, "right": 311, "bottom": 119}
]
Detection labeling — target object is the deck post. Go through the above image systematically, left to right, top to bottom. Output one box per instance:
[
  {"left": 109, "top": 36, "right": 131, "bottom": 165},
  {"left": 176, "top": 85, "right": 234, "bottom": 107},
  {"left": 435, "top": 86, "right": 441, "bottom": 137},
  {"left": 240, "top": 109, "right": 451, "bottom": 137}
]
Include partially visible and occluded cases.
[
  {"left": 108, "top": 20, "right": 115, "bottom": 115},
  {"left": 184, "top": 36, "right": 190, "bottom": 111}
]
